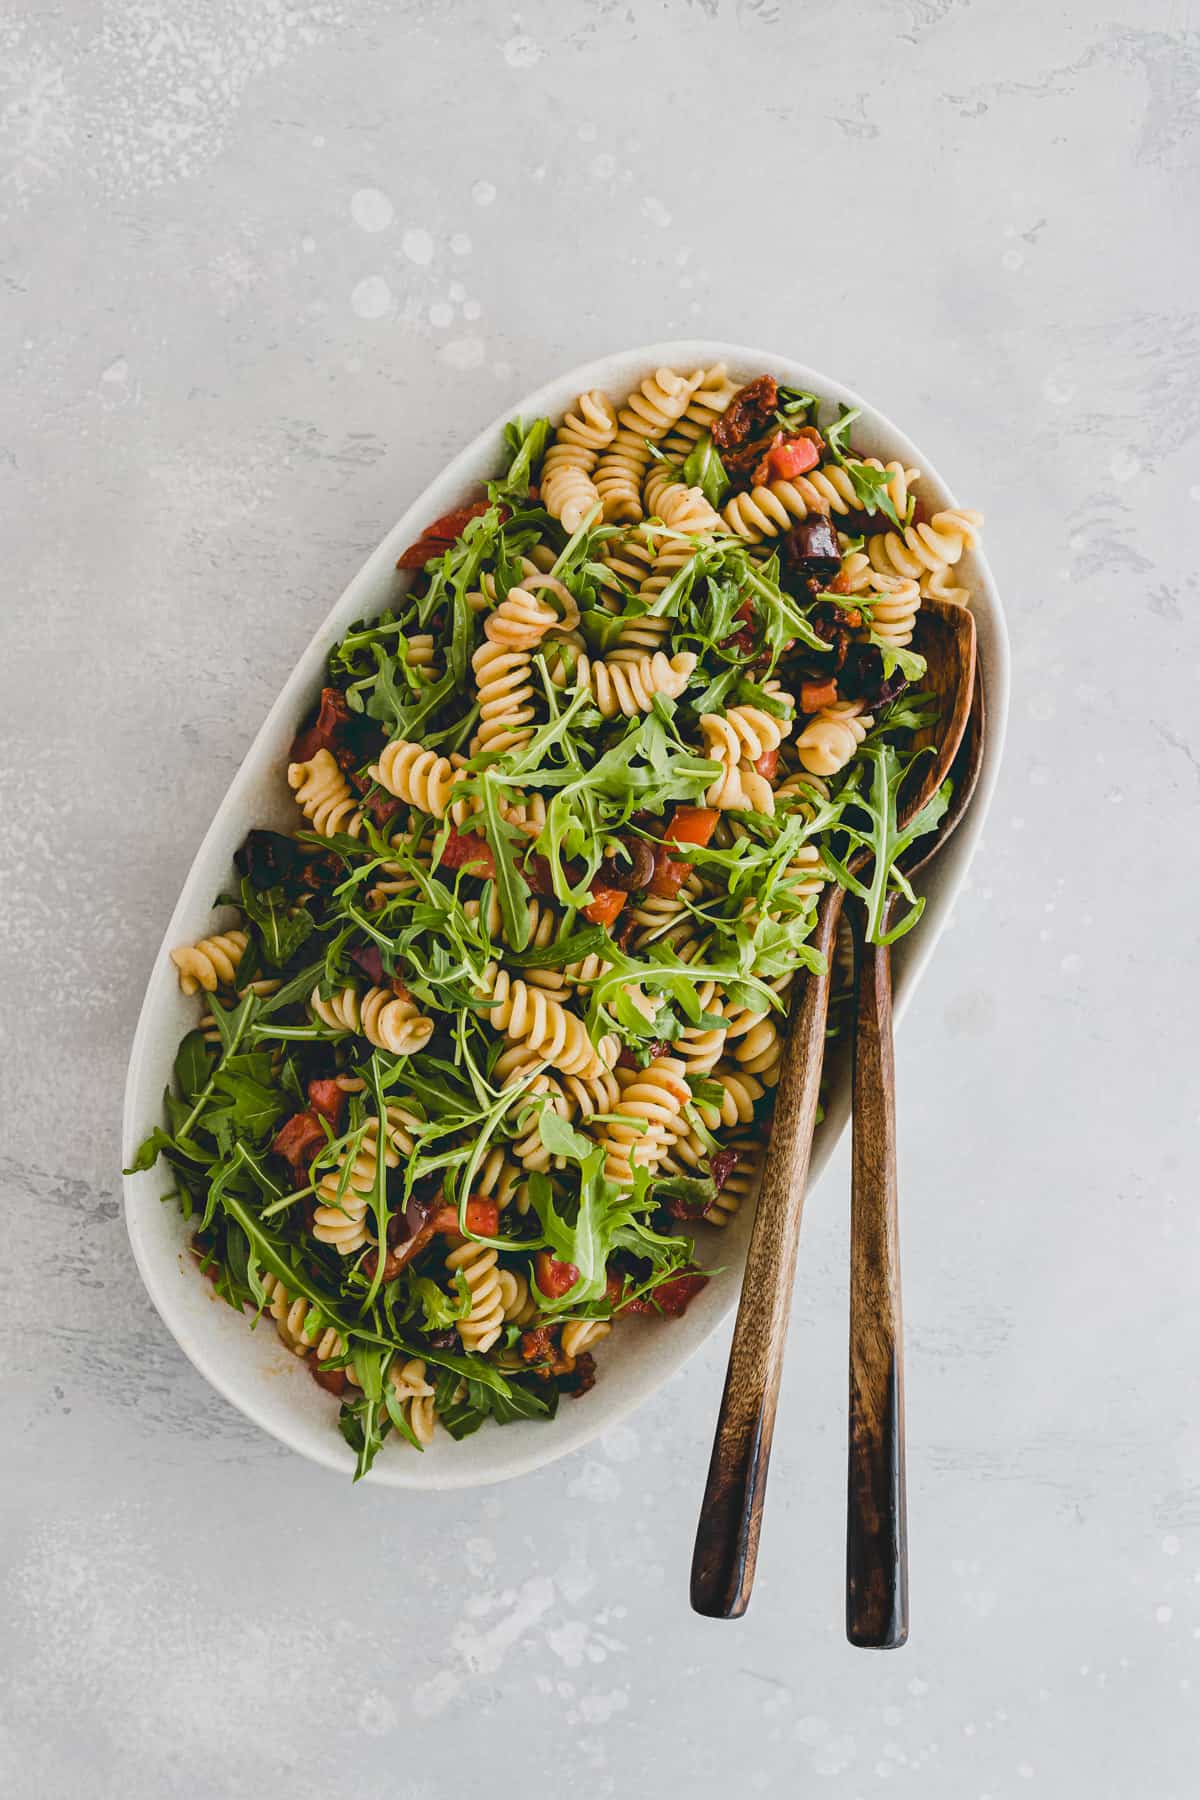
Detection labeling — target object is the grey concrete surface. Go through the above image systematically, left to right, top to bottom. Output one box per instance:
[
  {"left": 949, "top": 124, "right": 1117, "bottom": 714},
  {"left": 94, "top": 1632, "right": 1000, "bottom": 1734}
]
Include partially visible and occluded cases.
[{"left": 2, "top": 2, "right": 1198, "bottom": 1795}]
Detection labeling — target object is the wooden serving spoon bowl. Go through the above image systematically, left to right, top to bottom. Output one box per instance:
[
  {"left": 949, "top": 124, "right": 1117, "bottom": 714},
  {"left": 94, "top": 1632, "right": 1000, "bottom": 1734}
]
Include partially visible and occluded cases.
[{"left": 690, "top": 596, "right": 978, "bottom": 1622}]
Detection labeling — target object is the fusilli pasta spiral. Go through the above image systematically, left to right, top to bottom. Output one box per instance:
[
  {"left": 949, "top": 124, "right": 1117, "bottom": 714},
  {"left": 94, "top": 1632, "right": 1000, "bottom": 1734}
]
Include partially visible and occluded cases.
[
  {"left": 593, "top": 367, "right": 702, "bottom": 522},
  {"left": 542, "top": 389, "right": 618, "bottom": 532},
  {"left": 794, "top": 700, "right": 872, "bottom": 777},
  {"left": 370, "top": 739, "right": 467, "bottom": 819},
  {"left": 288, "top": 748, "right": 364, "bottom": 839},
  {"left": 171, "top": 929, "right": 248, "bottom": 996},
  {"left": 474, "top": 963, "right": 608, "bottom": 1080},
  {"left": 310, "top": 984, "right": 435, "bottom": 1057},
  {"left": 595, "top": 1056, "right": 692, "bottom": 1185},
  {"left": 444, "top": 1236, "right": 505, "bottom": 1353}
]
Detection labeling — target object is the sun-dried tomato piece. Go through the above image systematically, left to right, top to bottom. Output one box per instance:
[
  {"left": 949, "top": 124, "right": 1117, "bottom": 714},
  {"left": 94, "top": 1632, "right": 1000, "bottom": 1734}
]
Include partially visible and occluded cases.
[
  {"left": 711, "top": 376, "right": 779, "bottom": 452},
  {"left": 396, "top": 499, "right": 493, "bottom": 569},
  {"left": 438, "top": 830, "right": 495, "bottom": 878},
  {"left": 348, "top": 942, "right": 385, "bottom": 987},
  {"left": 270, "top": 1110, "right": 327, "bottom": 1179},
  {"left": 708, "top": 1148, "right": 738, "bottom": 1191},
  {"left": 650, "top": 1270, "right": 709, "bottom": 1317},
  {"left": 519, "top": 1326, "right": 557, "bottom": 1365},
  {"left": 561, "top": 1352, "right": 598, "bottom": 1397}
]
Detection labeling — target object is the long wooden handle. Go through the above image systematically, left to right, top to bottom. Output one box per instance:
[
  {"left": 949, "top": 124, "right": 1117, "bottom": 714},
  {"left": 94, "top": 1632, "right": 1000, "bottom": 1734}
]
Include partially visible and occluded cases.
[
  {"left": 691, "top": 888, "right": 843, "bottom": 1619},
  {"left": 846, "top": 894, "right": 908, "bottom": 1648}
]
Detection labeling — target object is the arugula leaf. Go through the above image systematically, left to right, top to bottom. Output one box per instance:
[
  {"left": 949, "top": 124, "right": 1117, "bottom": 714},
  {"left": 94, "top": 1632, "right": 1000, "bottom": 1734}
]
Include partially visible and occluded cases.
[
  {"left": 823, "top": 404, "right": 861, "bottom": 461},
  {"left": 495, "top": 417, "right": 551, "bottom": 501},
  {"left": 681, "top": 433, "right": 730, "bottom": 507},
  {"left": 843, "top": 460, "right": 902, "bottom": 529},
  {"left": 868, "top": 636, "right": 927, "bottom": 684},
  {"left": 480, "top": 771, "right": 533, "bottom": 952},
  {"left": 237, "top": 878, "right": 315, "bottom": 968},
  {"left": 173, "top": 1031, "right": 214, "bottom": 1102},
  {"left": 537, "top": 1110, "right": 594, "bottom": 1163},
  {"left": 411, "top": 1273, "right": 471, "bottom": 1330}
]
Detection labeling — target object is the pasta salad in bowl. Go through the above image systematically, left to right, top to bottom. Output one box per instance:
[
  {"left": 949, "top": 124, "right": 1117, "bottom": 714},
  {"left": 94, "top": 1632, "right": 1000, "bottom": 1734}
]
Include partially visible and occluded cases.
[{"left": 124, "top": 344, "right": 1006, "bottom": 1486}]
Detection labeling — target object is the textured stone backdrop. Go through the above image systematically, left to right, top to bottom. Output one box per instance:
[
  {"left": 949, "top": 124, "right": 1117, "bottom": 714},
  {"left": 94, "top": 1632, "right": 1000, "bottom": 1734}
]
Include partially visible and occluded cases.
[{"left": 2, "top": 2, "right": 1198, "bottom": 1795}]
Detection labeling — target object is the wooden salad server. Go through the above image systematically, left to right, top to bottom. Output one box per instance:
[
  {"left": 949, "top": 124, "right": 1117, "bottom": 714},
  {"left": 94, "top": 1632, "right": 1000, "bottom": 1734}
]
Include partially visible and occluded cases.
[
  {"left": 690, "top": 596, "right": 977, "bottom": 1621},
  {"left": 845, "top": 620, "right": 982, "bottom": 1649}
]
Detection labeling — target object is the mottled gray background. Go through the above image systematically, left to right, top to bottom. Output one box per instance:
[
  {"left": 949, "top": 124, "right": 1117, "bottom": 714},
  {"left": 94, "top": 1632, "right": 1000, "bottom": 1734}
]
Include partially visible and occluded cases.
[{"left": 3, "top": 1, "right": 1198, "bottom": 1794}]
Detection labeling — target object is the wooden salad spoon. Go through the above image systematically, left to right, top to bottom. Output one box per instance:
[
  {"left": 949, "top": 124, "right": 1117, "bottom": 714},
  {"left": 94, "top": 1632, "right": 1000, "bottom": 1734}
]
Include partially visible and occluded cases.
[
  {"left": 690, "top": 595, "right": 978, "bottom": 1621},
  {"left": 845, "top": 633, "right": 983, "bottom": 1649}
]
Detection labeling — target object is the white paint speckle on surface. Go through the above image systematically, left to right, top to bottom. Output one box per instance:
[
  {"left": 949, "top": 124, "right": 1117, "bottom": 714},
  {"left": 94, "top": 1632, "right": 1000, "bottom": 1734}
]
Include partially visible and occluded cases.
[
  {"left": 3, "top": 3, "right": 1198, "bottom": 1797},
  {"left": 502, "top": 33, "right": 541, "bottom": 69},
  {"left": 350, "top": 186, "right": 394, "bottom": 232},
  {"left": 400, "top": 226, "right": 434, "bottom": 266},
  {"left": 350, "top": 273, "right": 393, "bottom": 318},
  {"left": 438, "top": 334, "right": 485, "bottom": 370}
]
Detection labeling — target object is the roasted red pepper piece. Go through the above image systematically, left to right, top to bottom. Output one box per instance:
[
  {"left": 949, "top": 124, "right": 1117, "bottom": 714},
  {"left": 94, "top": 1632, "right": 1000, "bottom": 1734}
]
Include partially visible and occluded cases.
[
  {"left": 799, "top": 678, "right": 840, "bottom": 714},
  {"left": 306, "top": 1079, "right": 347, "bottom": 1127},
  {"left": 270, "top": 1110, "right": 327, "bottom": 1179},
  {"left": 430, "top": 1197, "right": 500, "bottom": 1237},
  {"left": 534, "top": 1250, "right": 580, "bottom": 1299}
]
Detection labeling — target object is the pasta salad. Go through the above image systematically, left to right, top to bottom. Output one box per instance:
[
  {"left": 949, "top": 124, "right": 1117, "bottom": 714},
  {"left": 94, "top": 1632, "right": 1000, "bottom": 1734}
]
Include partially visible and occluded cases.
[{"left": 131, "top": 363, "right": 983, "bottom": 1477}]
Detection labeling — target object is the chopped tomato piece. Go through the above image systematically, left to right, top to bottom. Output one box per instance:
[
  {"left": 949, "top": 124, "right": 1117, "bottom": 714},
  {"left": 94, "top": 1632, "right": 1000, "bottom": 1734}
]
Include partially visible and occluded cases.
[
  {"left": 767, "top": 436, "right": 821, "bottom": 481},
  {"left": 396, "top": 500, "right": 492, "bottom": 569},
  {"left": 799, "top": 678, "right": 840, "bottom": 713},
  {"left": 753, "top": 749, "right": 779, "bottom": 781},
  {"left": 665, "top": 805, "right": 720, "bottom": 849},
  {"left": 438, "top": 829, "right": 495, "bottom": 878},
  {"left": 582, "top": 885, "right": 627, "bottom": 928},
  {"left": 306, "top": 1079, "right": 347, "bottom": 1127},
  {"left": 431, "top": 1198, "right": 500, "bottom": 1237},
  {"left": 534, "top": 1251, "right": 580, "bottom": 1299}
]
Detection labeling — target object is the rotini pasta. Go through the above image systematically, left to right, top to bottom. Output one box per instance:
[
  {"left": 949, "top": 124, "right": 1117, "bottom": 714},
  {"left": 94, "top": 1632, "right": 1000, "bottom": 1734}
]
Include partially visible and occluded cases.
[
  {"left": 139, "top": 358, "right": 981, "bottom": 1475},
  {"left": 542, "top": 389, "right": 618, "bottom": 532},
  {"left": 794, "top": 700, "right": 873, "bottom": 777},
  {"left": 288, "top": 749, "right": 364, "bottom": 839},
  {"left": 171, "top": 929, "right": 248, "bottom": 996},
  {"left": 309, "top": 983, "right": 435, "bottom": 1057}
]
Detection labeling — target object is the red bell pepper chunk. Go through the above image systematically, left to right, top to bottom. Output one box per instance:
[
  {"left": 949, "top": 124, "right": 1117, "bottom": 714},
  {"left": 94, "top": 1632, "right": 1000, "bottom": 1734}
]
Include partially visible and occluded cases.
[
  {"left": 767, "top": 436, "right": 821, "bottom": 481},
  {"left": 799, "top": 678, "right": 840, "bottom": 714},
  {"left": 665, "top": 806, "right": 720, "bottom": 850},
  {"left": 438, "top": 829, "right": 496, "bottom": 878},
  {"left": 582, "top": 885, "right": 627, "bottom": 928},
  {"left": 431, "top": 1197, "right": 501, "bottom": 1237},
  {"left": 534, "top": 1251, "right": 580, "bottom": 1299}
]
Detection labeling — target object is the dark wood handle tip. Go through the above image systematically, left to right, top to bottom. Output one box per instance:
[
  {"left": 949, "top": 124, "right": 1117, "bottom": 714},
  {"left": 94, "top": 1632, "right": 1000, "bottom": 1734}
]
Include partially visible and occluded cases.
[{"left": 845, "top": 897, "right": 909, "bottom": 1651}]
